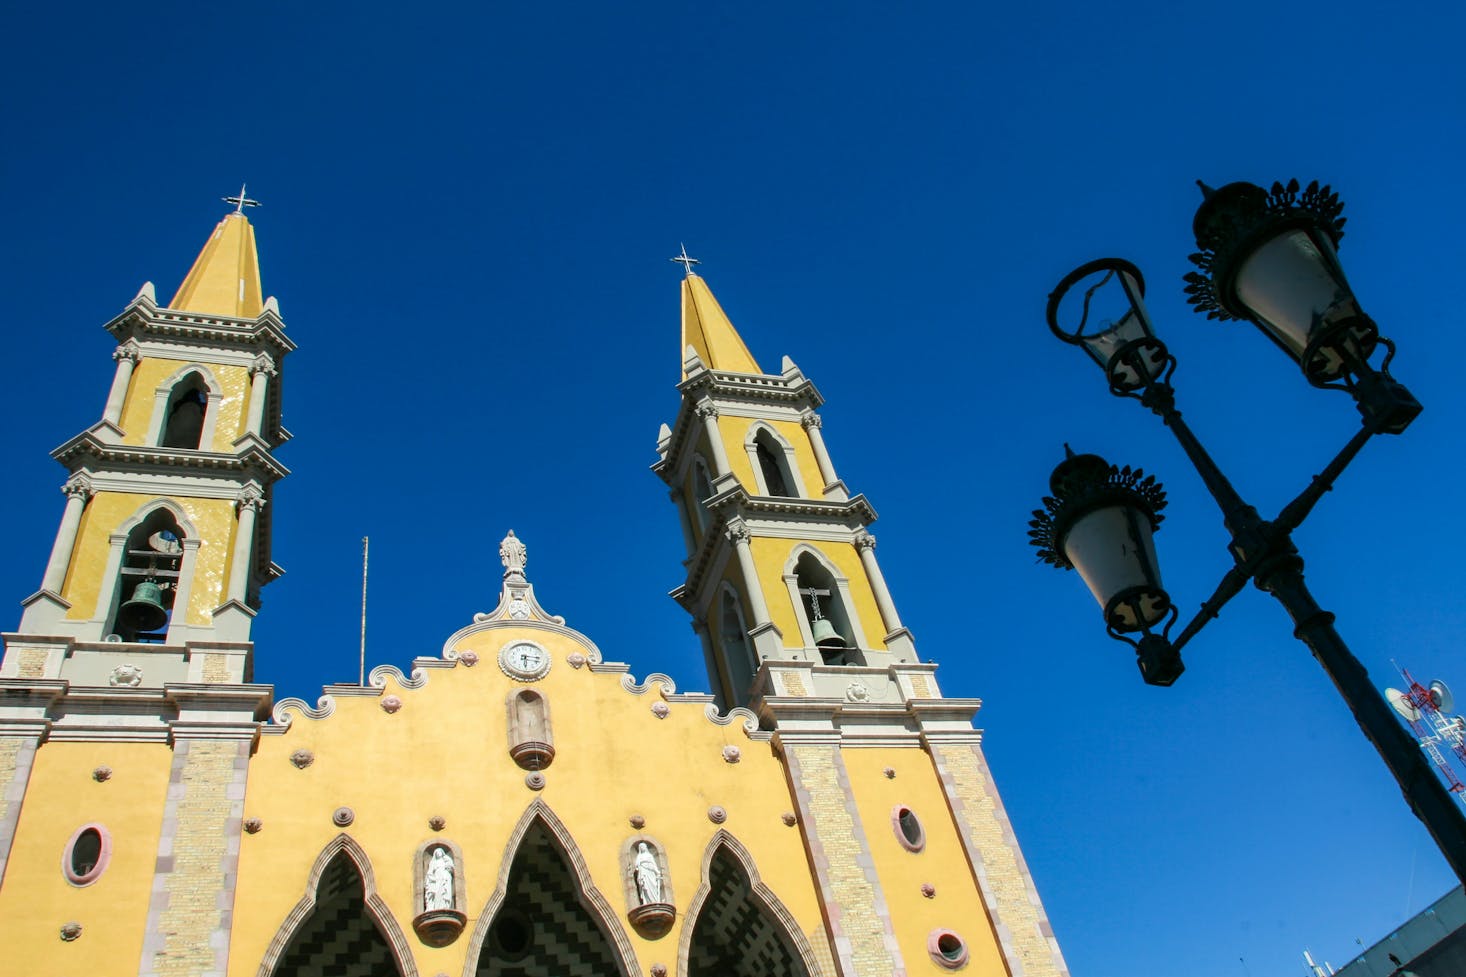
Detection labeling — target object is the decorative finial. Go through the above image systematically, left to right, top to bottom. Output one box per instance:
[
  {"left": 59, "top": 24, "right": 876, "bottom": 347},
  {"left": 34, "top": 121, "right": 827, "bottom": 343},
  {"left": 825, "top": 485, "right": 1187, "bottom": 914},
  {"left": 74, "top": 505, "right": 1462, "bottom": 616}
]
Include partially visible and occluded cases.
[
  {"left": 1195, "top": 180, "right": 1216, "bottom": 199},
  {"left": 222, "top": 184, "right": 261, "bottom": 215},
  {"left": 670, "top": 244, "right": 700, "bottom": 278},
  {"left": 500, "top": 530, "right": 527, "bottom": 579}
]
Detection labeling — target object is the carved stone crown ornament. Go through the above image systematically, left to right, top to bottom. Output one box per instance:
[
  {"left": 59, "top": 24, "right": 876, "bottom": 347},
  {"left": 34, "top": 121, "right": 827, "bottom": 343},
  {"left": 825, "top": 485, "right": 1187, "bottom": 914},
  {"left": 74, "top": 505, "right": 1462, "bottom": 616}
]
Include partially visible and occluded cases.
[
  {"left": 290, "top": 749, "right": 315, "bottom": 769},
  {"left": 92, "top": 766, "right": 112, "bottom": 782}
]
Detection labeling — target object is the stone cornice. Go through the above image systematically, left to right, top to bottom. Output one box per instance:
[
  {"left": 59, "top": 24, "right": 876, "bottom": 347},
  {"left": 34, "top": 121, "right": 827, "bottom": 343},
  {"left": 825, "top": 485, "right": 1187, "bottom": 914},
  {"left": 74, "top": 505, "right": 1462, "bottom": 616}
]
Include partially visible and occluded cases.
[
  {"left": 104, "top": 298, "right": 295, "bottom": 357},
  {"left": 656, "top": 365, "right": 825, "bottom": 481},
  {"left": 51, "top": 428, "right": 290, "bottom": 484}
]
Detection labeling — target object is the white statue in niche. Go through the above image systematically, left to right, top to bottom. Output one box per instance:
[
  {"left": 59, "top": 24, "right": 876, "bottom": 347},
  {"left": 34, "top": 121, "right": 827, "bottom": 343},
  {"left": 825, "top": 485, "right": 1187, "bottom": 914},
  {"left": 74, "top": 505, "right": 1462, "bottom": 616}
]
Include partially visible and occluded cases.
[
  {"left": 633, "top": 842, "right": 662, "bottom": 905},
  {"left": 424, "top": 847, "right": 454, "bottom": 911}
]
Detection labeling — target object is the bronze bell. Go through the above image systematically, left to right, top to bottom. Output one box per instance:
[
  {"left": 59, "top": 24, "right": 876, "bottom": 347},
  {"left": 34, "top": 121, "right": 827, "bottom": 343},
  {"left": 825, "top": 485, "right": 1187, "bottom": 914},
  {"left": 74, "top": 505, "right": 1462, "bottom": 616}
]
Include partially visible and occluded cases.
[
  {"left": 118, "top": 580, "right": 168, "bottom": 634},
  {"left": 811, "top": 617, "right": 845, "bottom": 649}
]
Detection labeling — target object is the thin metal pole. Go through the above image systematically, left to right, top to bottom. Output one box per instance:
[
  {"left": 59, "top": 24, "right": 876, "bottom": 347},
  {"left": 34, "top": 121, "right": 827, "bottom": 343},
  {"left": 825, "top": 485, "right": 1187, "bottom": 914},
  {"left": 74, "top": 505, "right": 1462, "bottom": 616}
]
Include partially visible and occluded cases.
[{"left": 359, "top": 536, "right": 369, "bottom": 686}]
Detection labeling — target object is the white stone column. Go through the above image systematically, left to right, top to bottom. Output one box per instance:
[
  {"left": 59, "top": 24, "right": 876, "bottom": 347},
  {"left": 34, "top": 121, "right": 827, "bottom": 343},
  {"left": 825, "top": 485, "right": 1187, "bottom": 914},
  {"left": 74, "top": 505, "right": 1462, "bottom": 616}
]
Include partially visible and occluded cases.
[
  {"left": 102, "top": 343, "right": 141, "bottom": 427},
  {"left": 244, "top": 353, "right": 275, "bottom": 438},
  {"left": 696, "top": 402, "right": 734, "bottom": 476},
  {"left": 801, "top": 411, "right": 848, "bottom": 501},
  {"left": 40, "top": 475, "right": 92, "bottom": 594},
  {"left": 228, "top": 485, "right": 265, "bottom": 604},
  {"left": 725, "top": 520, "right": 772, "bottom": 628},
  {"left": 855, "top": 531, "right": 904, "bottom": 634},
  {"left": 93, "top": 532, "right": 131, "bottom": 627},
  {"left": 165, "top": 538, "right": 202, "bottom": 643}
]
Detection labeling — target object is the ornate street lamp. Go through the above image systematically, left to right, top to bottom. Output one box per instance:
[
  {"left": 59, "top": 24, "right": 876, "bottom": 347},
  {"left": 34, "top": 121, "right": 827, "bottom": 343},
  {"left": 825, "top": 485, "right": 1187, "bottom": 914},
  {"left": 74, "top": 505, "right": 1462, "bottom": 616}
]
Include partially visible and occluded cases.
[
  {"left": 1030, "top": 179, "right": 1466, "bottom": 883},
  {"left": 1183, "top": 179, "right": 1420, "bottom": 434}
]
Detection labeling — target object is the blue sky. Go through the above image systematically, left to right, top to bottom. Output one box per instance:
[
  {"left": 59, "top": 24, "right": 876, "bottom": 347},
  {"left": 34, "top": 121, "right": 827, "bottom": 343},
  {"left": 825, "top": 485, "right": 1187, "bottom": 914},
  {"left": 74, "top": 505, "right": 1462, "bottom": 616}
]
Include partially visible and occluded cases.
[{"left": 4, "top": 3, "right": 1464, "bottom": 974}]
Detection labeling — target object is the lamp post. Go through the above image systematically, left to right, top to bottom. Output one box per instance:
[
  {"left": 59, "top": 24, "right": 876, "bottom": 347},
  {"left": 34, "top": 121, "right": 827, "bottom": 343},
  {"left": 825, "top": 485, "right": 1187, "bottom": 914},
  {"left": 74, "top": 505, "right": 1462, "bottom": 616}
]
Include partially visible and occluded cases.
[{"left": 1030, "top": 180, "right": 1466, "bottom": 884}]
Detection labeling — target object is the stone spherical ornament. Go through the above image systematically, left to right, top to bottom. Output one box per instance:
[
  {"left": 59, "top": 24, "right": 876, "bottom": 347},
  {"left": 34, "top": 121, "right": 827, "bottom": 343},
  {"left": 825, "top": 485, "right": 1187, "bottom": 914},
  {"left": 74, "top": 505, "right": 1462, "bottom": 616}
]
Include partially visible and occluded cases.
[
  {"left": 1048, "top": 257, "right": 1172, "bottom": 394},
  {"left": 380, "top": 695, "right": 403, "bottom": 714},
  {"left": 91, "top": 766, "right": 112, "bottom": 782},
  {"left": 707, "top": 806, "right": 727, "bottom": 824},
  {"left": 332, "top": 807, "right": 355, "bottom": 827},
  {"left": 244, "top": 818, "right": 264, "bottom": 834},
  {"left": 60, "top": 921, "right": 83, "bottom": 942}
]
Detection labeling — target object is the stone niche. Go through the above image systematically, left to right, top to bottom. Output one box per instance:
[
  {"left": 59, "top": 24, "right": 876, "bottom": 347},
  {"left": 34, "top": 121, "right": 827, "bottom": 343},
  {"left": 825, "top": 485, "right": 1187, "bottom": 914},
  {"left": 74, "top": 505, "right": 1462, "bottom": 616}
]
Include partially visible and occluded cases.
[
  {"left": 506, "top": 688, "right": 555, "bottom": 770},
  {"left": 621, "top": 835, "right": 676, "bottom": 937},
  {"left": 411, "top": 839, "right": 467, "bottom": 946}
]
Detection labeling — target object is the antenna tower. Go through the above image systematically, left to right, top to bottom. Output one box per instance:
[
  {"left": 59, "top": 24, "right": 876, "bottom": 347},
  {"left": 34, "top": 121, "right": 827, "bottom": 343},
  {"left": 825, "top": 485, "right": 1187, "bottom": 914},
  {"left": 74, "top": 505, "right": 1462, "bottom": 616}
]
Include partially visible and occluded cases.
[{"left": 1386, "top": 661, "right": 1466, "bottom": 807}]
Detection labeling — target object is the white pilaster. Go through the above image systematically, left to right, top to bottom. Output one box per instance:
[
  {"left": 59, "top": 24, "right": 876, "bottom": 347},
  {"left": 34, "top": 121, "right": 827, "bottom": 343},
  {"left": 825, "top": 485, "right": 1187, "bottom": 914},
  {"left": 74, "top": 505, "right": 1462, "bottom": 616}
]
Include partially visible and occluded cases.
[
  {"left": 102, "top": 343, "right": 140, "bottom": 427},
  {"left": 244, "top": 353, "right": 275, "bottom": 438},
  {"left": 696, "top": 402, "right": 740, "bottom": 493},
  {"left": 801, "top": 411, "right": 849, "bottom": 501},
  {"left": 40, "top": 476, "right": 92, "bottom": 594},
  {"left": 227, "top": 485, "right": 265, "bottom": 604},
  {"left": 856, "top": 531, "right": 916, "bottom": 660}
]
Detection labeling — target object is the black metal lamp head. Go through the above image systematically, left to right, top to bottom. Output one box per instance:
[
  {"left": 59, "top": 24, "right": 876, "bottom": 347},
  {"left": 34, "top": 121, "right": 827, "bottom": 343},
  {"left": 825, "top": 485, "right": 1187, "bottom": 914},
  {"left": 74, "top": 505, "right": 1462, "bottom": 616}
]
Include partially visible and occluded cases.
[
  {"left": 1184, "top": 179, "right": 1420, "bottom": 434},
  {"left": 1048, "top": 258, "right": 1173, "bottom": 395},
  {"left": 1029, "top": 447, "right": 1172, "bottom": 625}
]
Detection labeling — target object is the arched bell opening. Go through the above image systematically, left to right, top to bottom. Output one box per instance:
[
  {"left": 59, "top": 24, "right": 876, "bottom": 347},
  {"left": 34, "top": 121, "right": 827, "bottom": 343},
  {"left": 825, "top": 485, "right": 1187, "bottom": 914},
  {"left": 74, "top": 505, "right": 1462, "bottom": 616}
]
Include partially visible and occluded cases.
[
  {"left": 160, "top": 373, "right": 210, "bottom": 449},
  {"left": 747, "top": 425, "right": 801, "bottom": 499},
  {"left": 109, "top": 508, "right": 186, "bottom": 643},
  {"left": 791, "top": 551, "right": 861, "bottom": 666},
  {"left": 717, "top": 585, "right": 757, "bottom": 705},
  {"left": 470, "top": 819, "right": 630, "bottom": 977},
  {"left": 680, "top": 834, "right": 818, "bottom": 977},
  {"left": 259, "top": 837, "right": 417, "bottom": 977}
]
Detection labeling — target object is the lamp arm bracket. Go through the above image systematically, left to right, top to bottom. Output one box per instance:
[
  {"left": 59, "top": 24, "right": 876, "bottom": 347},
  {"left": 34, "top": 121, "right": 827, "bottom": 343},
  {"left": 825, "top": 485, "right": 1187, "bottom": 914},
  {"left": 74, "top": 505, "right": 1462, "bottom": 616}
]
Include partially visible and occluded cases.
[
  {"left": 1272, "top": 426, "right": 1374, "bottom": 535},
  {"left": 1169, "top": 564, "right": 1251, "bottom": 655}
]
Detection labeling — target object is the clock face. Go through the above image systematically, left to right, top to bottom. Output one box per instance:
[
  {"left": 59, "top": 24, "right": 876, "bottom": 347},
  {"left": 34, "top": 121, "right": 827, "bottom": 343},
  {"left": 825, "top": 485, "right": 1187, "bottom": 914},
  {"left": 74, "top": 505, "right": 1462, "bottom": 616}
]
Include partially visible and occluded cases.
[{"left": 499, "top": 641, "right": 551, "bottom": 681}]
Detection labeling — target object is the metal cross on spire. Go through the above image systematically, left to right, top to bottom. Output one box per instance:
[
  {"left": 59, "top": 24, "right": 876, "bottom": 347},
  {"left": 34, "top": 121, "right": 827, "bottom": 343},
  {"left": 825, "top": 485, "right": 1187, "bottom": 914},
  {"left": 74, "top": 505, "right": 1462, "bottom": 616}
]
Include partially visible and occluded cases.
[
  {"left": 222, "top": 184, "right": 261, "bottom": 214},
  {"left": 670, "top": 244, "right": 700, "bottom": 277}
]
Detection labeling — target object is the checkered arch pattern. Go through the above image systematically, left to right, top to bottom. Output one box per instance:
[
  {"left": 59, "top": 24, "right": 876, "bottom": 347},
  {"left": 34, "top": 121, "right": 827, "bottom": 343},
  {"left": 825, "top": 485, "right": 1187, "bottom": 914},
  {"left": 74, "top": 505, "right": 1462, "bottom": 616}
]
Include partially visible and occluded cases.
[
  {"left": 474, "top": 824, "right": 625, "bottom": 977},
  {"left": 687, "top": 850, "right": 809, "bottom": 977},
  {"left": 269, "top": 853, "right": 403, "bottom": 977}
]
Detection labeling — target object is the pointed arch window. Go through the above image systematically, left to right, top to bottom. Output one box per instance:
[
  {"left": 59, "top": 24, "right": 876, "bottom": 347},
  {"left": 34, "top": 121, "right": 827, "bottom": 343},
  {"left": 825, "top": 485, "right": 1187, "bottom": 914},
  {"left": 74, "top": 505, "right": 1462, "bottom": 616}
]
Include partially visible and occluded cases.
[
  {"left": 161, "top": 374, "right": 209, "bottom": 449},
  {"left": 747, "top": 426, "right": 801, "bottom": 498},
  {"left": 111, "top": 509, "right": 185, "bottom": 643},
  {"left": 791, "top": 550, "right": 862, "bottom": 665},
  {"left": 718, "top": 586, "right": 757, "bottom": 704}
]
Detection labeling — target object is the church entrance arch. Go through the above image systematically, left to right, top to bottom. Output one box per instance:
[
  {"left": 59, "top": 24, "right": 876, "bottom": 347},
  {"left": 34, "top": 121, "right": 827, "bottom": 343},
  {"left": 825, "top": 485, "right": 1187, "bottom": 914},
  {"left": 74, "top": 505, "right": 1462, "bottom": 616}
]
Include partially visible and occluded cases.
[
  {"left": 464, "top": 799, "right": 638, "bottom": 977},
  {"left": 679, "top": 831, "right": 821, "bottom": 977},
  {"left": 258, "top": 833, "right": 418, "bottom": 977}
]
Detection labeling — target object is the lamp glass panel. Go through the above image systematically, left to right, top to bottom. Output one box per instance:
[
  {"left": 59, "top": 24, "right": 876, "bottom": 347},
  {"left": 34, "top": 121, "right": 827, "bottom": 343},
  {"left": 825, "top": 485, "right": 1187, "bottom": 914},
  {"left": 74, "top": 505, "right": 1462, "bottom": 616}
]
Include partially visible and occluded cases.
[
  {"left": 1235, "top": 230, "right": 1350, "bottom": 358},
  {"left": 1081, "top": 310, "right": 1167, "bottom": 386},
  {"left": 1062, "top": 504, "right": 1162, "bottom": 615}
]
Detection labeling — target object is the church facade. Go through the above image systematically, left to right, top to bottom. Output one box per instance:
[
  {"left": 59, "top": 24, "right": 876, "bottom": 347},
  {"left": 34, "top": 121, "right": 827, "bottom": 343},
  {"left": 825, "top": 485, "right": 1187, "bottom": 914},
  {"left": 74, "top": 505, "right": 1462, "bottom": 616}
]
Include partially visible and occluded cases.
[{"left": 0, "top": 209, "right": 1069, "bottom": 977}]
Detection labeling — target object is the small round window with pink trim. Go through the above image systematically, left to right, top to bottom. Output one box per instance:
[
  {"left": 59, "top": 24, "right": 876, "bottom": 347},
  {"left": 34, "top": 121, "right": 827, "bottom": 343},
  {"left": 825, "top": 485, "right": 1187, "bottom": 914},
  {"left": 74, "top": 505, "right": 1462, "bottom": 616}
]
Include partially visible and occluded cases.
[
  {"left": 890, "top": 805, "right": 925, "bottom": 852},
  {"left": 63, "top": 824, "right": 111, "bottom": 886},
  {"left": 928, "top": 929, "right": 970, "bottom": 970}
]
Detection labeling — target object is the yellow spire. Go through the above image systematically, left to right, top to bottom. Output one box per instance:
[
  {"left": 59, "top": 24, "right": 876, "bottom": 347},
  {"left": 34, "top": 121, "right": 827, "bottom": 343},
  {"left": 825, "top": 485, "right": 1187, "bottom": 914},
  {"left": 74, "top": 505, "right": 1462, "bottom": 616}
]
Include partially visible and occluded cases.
[
  {"left": 168, "top": 212, "right": 264, "bottom": 317},
  {"left": 681, "top": 273, "right": 762, "bottom": 377}
]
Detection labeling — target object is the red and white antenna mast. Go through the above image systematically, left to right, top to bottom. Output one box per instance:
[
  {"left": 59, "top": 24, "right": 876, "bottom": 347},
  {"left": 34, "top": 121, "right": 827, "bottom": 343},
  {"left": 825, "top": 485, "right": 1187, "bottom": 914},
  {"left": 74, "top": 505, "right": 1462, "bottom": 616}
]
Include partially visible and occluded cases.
[{"left": 1386, "top": 661, "right": 1466, "bottom": 806}]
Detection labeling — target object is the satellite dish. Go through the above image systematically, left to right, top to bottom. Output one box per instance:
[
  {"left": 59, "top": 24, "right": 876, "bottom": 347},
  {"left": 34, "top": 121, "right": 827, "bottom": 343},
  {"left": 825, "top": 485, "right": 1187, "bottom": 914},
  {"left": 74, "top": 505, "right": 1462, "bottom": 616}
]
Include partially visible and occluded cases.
[
  {"left": 1430, "top": 680, "right": 1455, "bottom": 714},
  {"left": 1387, "top": 687, "right": 1421, "bottom": 722}
]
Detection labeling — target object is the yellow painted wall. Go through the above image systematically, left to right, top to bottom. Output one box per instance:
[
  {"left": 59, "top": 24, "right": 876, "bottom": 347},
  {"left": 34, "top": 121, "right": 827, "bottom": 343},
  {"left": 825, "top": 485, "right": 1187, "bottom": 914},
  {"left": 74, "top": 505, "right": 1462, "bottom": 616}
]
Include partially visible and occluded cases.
[
  {"left": 117, "top": 356, "right": 250, "bottom": 450},
  {"left": 717, "top": 415, "right": 756, "bottom": 493},
  {"left": 715, "top": 417, "right": 824, "bottom": 501},
  {"left": 62, "top": 492, "right": 236, "bottom": 625},
  {"left": 750, "top": 537, "right": 888, "bottom": 651},
  {"left": 230, "top": 626, "right": 827, "bottom": 977},
  {"left": 0, "top": 741, "right": 172, "bottom": 974},
  {"left": 842, "top": 748, "right": 1011, "bottom": 977}
]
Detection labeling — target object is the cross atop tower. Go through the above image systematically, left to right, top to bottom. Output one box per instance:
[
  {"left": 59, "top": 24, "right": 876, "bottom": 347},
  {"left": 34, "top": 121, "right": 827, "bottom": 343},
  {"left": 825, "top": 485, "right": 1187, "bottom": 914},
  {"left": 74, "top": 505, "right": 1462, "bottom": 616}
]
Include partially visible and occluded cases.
[
  {"left": 222, "top": 184, "right": 261, "bottom": 214},
  {"left": 670, "top": 244, "right": 700, "bottom": 277}
]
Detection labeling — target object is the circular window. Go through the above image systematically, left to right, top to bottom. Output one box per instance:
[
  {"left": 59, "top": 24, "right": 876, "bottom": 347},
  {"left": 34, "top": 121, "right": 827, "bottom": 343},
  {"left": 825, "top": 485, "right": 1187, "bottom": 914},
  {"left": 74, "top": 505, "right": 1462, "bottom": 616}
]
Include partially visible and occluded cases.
[
  {"left": 890, "top": 805, "right": 925, "bottom": 852},
  {"left": 63, "top": 824, "right": 111, "bottom": 886},
  {"left": 491, "top": 908, "right": 534, "bottom": 960},
  {"left": 928, "top": 929, "right": 969, "bottom": 970}
]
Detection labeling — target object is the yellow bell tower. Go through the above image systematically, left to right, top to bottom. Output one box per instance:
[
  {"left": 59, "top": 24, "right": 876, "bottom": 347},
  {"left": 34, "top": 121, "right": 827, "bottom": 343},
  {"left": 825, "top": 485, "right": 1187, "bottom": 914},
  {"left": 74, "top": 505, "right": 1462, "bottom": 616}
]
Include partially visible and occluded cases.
[
  {"left": 7, "top": 202, "right": 291, "bottom": 673},
  {"left": 654, "top": 262, "right": 1071, "bottom": 977},
  {"left": 654, "top": 267, "right": 917, "bottom": 709}
]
